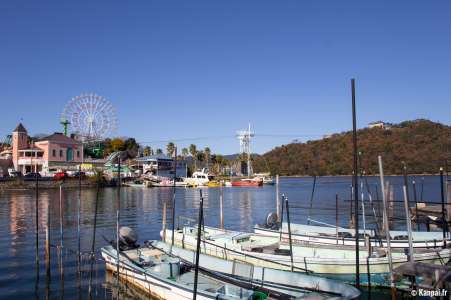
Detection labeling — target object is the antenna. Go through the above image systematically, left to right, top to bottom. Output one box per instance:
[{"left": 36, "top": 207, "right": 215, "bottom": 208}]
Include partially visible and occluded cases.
[{"left": 236, "top": 123, "right": 254, "bottom": 176}]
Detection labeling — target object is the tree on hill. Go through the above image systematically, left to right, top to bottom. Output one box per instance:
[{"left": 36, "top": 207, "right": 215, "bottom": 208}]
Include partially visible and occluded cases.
[{"left": 253, "top": 119, "right": 451, "bottom": 176}]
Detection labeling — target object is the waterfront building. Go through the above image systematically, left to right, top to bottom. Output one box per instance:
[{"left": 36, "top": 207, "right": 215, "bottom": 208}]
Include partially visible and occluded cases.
[
  {"left": 11, "top": 123, "right": 84, "bottom": 174},
  {"left": 135, "top": 154, "right": 187, "bottom": 178}
]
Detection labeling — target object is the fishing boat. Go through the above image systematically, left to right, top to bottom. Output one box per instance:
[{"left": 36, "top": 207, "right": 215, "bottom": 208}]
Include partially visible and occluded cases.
[
  {"left": 231, "top": 178, "right": 263, "bottom": 187},
  {"left": 254, "top": 214, "right": 451, "bottom": 249},
  {"left": 162, "top": 225, "right": 451, "bottom": 287},
  {"left": 101, "top": 227, "right": 357, "bottom": 299},
  {"left": 150, "top": 240, "right": 361, "bottom": 299}
]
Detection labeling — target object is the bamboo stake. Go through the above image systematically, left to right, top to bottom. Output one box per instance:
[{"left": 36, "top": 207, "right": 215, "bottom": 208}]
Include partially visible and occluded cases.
[
  {"left": 171, "top": 147, "right": 177, "bottom": 249},
  {"left": 378, "top": 156, "right": 396, "bottom": 298},
  {"left": 116, "top": 157, "right": 121, "bottom": 296},
  {"left": 440, "top": 167, "right": 447, "bottom": 246},
  {"left": 276, "top": 174, "right": 280, "bottom": 221},
  {"left": 307, "top": 175, "right": 317, "bottom": 225},
  {"left": 412, "top": 180, "right": 419, "bottom": 230},
  {"left": 88, "top": 183, "right": 100, "bottom": 299},
  {"left": 402, "top": 185, "right": 414, "bottom": 263},
  {"left": 219, "top": 188, "right": 224, "bottom": 229},
  {"left": 336, "top": 194, "right": 339, "bottom": 244},
  {"left": 162, "top": 200, "right": 167, "bottom": 242}
]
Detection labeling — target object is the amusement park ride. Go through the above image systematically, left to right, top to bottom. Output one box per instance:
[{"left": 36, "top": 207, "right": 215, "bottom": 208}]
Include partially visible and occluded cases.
[{"left": 61, "top": 93, "right": 117, "bottom": 158}]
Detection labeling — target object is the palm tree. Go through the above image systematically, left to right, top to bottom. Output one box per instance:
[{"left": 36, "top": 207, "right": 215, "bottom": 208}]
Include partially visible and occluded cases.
[
  {"left": 166, "top": 142, "right": 176, "bottom": 157},
  {"left": 189, "top": 144, "right": 197, "bottom": 169},
  {"left": 143, "top": 146, "right": 152, "bottom": 156},
  {"left": 181, "top": 147, "right": 189, "bottom": 158},
  {"left": 204, "top": 147, "right": 211, "bottom": 168},
  {"left": 156, "top": 148, "right": 163, "bottom": 155}
]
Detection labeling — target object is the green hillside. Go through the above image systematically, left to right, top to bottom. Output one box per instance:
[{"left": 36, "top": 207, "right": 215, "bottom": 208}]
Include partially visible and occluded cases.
[{"left": 253, "top": 119, "right": 451, "bottom": 176}]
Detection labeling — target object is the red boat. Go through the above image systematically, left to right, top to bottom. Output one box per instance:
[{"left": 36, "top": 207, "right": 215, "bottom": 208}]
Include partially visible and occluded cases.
[{"left": 231, "top": 178, "right": 263, "bottom": 187}]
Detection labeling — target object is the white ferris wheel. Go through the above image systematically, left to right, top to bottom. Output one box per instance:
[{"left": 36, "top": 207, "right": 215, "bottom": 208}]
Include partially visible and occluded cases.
[{"left": 61, "top": 93, "right": 117, "bottom": 141}]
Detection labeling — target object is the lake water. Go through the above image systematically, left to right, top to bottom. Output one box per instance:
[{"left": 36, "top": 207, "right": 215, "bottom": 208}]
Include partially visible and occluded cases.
[{"left": 0, "top": 176, "right": 445, "bottom": 299}]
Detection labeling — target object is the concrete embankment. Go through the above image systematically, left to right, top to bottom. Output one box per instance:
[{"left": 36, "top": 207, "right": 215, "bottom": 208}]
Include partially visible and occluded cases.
[{"left": 0, "top": 178, "right": 107, "bottom": 190}]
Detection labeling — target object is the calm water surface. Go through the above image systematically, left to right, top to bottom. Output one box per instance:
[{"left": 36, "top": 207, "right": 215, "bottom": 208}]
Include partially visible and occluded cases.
[{"left": 0, "top": 176, "right": 444, "bottom": 299}]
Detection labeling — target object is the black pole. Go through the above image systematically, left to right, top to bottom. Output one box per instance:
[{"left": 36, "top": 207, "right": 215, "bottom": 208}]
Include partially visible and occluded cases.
[
  {"left": 351, "top": 78, "right": 360, "bottom": 288},
  {"left": 171, "top": 147, "right": 177, "bottom": 247},
  {"left": 402, "top": 163, "right": 410, "bottom": 206},
  {"left": 440, "top": 168, "right": 447, "bottom": 245},
  {"left": 307, "top": 176, "right": 317, "bottom": 225},
  {"left": 412, "top": 180, "right": 419, "bottom": 230},
  {"left": 193, "top": 190, "right": 204, "bottom": 300},
  {"left": 279, "top": 194, "right": 285, "bottom": 241},
  {"left": 285, "top": 198, "right": 294, "bottom": 272}
]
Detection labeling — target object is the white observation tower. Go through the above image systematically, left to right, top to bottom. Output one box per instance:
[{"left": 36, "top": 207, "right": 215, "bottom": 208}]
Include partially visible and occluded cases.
[{"left": 236, "top": 123, "right": 254, "bottom": 176}]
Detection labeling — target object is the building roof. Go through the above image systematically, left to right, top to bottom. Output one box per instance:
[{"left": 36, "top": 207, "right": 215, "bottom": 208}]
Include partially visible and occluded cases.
[
  {"left": 13, "top": 123, "right": 27, "bottom": 133},
  {"left": 37, "top": 132, "right": 82, "bottom": 145},
  {"left": 136, "top": 154, "right": 174, "bottom": 162}
]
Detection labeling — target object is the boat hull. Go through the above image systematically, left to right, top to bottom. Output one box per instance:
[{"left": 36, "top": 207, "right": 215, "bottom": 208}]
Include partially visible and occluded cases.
[
  {"left": 231, "top": 181, "right": 263, "bottom": 187},
  {"left": 254, "top": 224, "right": 450, "bottom": 249}
]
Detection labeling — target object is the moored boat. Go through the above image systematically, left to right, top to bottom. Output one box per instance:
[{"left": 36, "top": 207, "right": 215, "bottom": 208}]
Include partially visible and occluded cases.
[
  {"left": 231, "top": 178, "right": 263, "bottom": 187},
  {"left": 254, "top": 216, "right": 451, "bottom": 249},
  {"left": 162, "top": 225, "right": 451, "bottom": 287},
  {"left": 149, "top": 240, "right": 361, "bottom": 299}
]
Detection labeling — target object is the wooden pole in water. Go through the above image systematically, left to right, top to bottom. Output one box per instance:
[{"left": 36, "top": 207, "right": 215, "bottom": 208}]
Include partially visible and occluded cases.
[
  {"left": 351, "top": 78, "right": 360, "bottom": 288},
  {"left": 171, "top": 147, "right": 177, "bottom": 248},
  {"left": 378, "top": 156, "right": 396, "bottom": 298},
  {"left": 116, "top": 157, "right": 121, "bottom": 293},
  {"left": 77, "top": 165, "right": 81, "bottom": 276},
  {"left": 35, "top": 166, "right": 39, "bottom": 266},
  {"left": 440, "top": 167, "right": 447, "bottom": 245},
  {"left": 276, "top": 174, "right": 280, "bottom": 222},
  {"left": 447, "top": 180, "right": 451, "bottom": 228},
  {"left": 59, "top": 183, "right": 64, "bottom": 293},
  {"left": 88, "top": 183, "right": 100, "bottom": 299},
  {"left": 402, "top": 184, "right": 414, "bottom": 263},
  {"left": 219, "top": 188, "right": 224, "bottom": 229},
  {"left": 193, "top": 190, "right": 204, "bottom": 300},
  {"left": 45, "top": 191, "right": 51, "bottom": 279},
  {"left": 336, "top": 194, "right": 339, "bottom": 244},
  {"left": 285, "top": 197, "right": 294, "bottom": 272},
  {"left": 162, "top": 200, "right": 167, "bottom": 242}
]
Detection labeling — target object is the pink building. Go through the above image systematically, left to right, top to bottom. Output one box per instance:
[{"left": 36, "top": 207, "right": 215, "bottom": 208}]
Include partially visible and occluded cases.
[{"left": 12, "top": 123, "right": 84, "bottom": 174}]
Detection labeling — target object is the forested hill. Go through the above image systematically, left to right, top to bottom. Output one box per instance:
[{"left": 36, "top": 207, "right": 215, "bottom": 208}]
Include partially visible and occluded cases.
[{"left": 253, "top": 119, "right": 451, "bottom": 176}]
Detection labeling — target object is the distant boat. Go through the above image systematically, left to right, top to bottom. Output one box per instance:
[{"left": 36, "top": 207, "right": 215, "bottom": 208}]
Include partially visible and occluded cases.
[
  {"left": 183, "top": 168, "right": 211, "bottom": 187},
  {"left": 253, "top": 173, "right": 275, "bottom": 185},
  {"left": 231, "top": 178, "right": 263, "bottom": 187}
]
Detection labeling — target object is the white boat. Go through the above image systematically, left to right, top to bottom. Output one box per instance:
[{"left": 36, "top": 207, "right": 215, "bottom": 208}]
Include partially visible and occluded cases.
[
  {"left": 183, "top": 168, "right": 211, "bottom": 187},
  {"left": 253, "top": 173, "right": 275, "bottom": 185},
  {"left": 254, "top": 216, "right": 451, "bottom": 249},
  {"left": 162, "top": 225, "right": 451, "bottom": 287},
  {"left": 150, "top": 240, "right": 360, "bottom": 299},
  {"left": 102, "top": 245, "right": 265, "bottom": 300}
]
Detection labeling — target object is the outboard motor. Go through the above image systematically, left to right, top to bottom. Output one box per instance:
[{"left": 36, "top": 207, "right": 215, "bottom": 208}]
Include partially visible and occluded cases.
[
  {"left": 265, "top": 212, "right": 279, "bottom": 230},
  {"left": 118, "top": 226, "right": 139, "bottom": 250}
]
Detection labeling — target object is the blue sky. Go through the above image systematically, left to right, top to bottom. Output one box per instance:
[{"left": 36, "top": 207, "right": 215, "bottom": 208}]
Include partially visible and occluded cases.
[{"left": 1, "top": 0, "right": 450, "bottom": 154}]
